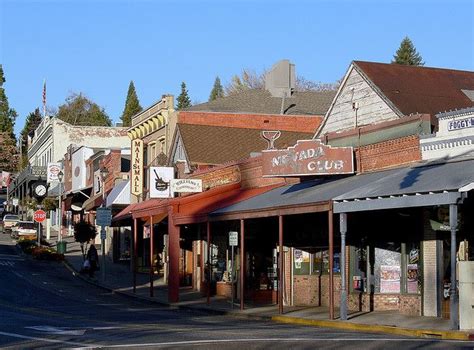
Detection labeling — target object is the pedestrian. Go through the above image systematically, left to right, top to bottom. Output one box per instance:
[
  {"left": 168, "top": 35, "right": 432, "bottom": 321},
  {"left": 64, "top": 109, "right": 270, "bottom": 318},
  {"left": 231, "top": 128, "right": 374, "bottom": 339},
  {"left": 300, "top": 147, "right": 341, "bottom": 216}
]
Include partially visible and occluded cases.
[{"left": 86, "top": 244, "right": 99, "bottom": 277}]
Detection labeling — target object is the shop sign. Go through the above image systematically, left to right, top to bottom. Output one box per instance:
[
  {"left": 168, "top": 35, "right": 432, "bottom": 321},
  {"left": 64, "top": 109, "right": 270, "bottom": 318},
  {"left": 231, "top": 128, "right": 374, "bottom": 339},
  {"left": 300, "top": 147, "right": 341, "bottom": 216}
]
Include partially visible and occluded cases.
[
  {"left": 447, "top": 116, "right": 474, "bottom": 131},
  {"left": 131, "top": 139, "right": 144, "bottom": 196},
  {"left": 262, "top": 139, "right": 354, "bottom": 177},
  {"left": 47, "top": 163, "right": 62, "bottom": 183},
  {"left": 31, "top": 166, "right": 47, "bottom": 177},
  {"left": 150, "top": 167, "right": 174, "bottom": 198},
  {"left": 170, "top": 179, "right": 202, "bottom": 193},
  {"left": 380, "top": 265, "right": 401, "bottom": 293}
]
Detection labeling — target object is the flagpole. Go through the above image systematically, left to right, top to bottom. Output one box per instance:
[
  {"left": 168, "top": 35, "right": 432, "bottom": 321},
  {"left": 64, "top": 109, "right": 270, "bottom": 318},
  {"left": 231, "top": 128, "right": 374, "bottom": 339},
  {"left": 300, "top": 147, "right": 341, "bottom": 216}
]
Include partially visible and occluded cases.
[{"left": 43, "top": 79, "right": 46, "bottom": 118}]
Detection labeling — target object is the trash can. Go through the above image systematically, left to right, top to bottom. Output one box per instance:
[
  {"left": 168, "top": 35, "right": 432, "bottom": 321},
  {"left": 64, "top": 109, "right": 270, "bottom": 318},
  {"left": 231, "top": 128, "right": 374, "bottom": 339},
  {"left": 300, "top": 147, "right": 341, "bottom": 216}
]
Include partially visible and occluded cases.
[{"left": 56, "top": 241, "right": 67, "bottom": 254}]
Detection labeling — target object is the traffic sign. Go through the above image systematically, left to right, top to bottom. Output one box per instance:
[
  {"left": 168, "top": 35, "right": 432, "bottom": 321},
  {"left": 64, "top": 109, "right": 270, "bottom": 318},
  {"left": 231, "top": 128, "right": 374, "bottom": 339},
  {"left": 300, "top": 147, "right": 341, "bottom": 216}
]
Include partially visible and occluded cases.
[
  {"left": 96, "top": 207, "right": 112, "bottom": 226},
  {"left": 34, "top": 210, "right": 47, "bottom": 223},
  {"left": 229, "top": 231, "right": 238, "bottom": 246}
]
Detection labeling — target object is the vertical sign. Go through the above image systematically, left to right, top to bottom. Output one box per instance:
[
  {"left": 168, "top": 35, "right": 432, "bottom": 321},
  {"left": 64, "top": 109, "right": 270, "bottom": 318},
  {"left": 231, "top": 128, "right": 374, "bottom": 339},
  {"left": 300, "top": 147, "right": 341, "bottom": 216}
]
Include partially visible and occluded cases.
[
  {"left": 131, "top": 139, "right": 144, "bottom": 196},
  {"left": 47, "top": 163, "right": 62, "bottom": 183},
  {"left": 149, "top": 167, "right": 174, "bottom": 198}
]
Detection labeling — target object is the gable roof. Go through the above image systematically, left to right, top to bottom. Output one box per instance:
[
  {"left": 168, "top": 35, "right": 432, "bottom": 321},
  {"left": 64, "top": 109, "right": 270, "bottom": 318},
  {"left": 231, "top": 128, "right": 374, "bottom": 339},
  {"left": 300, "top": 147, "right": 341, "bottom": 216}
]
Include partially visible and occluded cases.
[
  {"left": 354, "top": 61, "right": 474, "bottom": 116},
  {"left": 185, "top": 89, "right": 336, "bottom": 116},
  {"left": 176, "top": 123, "right": 313, "bottom": 165}
]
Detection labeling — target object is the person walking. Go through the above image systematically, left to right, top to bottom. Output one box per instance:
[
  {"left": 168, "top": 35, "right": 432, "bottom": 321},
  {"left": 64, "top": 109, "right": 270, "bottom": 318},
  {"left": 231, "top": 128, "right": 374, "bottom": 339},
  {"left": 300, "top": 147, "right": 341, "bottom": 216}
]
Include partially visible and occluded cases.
[{"left": 86, "top": 244, "right": 99, "bottom": 277}]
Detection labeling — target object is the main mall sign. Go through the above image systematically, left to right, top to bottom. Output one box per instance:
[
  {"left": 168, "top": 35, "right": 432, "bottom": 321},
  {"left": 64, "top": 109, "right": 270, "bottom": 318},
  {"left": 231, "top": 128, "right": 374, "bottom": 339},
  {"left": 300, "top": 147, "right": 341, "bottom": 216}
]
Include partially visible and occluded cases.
[{"left": 262, "top": 139, "right": 354, "bottom": 177}]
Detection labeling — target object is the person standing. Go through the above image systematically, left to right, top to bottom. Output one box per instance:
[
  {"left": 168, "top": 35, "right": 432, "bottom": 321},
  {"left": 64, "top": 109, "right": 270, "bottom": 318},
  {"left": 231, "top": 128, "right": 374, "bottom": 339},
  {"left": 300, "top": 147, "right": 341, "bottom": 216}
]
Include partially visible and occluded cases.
[{"left": 87, "top": 244, "right": 99, "bottom": 277}]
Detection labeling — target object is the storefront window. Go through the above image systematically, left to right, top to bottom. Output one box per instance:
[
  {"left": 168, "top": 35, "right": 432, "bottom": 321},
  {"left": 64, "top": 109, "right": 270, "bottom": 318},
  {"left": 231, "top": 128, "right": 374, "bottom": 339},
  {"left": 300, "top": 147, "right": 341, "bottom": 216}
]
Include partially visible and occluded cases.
[
  {"left": 374, "top": 244, "right": 401, "bottom": 294},
  {"left": 406, "top": 244, "right": 421, "bottom": 294},
  {"left": 293, "top": 249, "right": 310, "bottom": 275}
]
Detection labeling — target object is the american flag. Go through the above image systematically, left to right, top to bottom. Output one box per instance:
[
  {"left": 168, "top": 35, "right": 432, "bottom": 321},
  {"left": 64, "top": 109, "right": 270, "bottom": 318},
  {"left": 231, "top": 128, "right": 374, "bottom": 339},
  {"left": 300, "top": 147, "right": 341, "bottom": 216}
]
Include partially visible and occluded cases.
[{"left": 42, "top": 80, "right": 46, "bottom": 107}]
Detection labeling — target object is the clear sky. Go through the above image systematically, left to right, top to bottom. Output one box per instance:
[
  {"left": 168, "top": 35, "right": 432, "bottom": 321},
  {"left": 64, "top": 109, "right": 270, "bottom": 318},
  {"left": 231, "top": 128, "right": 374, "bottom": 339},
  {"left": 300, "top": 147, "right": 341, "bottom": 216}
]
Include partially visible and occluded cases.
[{"left": 1, "top": 0, "right": 473, "bottom": 137}]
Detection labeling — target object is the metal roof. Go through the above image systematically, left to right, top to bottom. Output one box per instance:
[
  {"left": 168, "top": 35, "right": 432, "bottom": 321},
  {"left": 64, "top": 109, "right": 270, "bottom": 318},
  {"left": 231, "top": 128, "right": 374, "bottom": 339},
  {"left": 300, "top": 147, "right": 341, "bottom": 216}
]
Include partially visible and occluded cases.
[{"left": 211, "top": 158, "right": 474, "bottom": 218}]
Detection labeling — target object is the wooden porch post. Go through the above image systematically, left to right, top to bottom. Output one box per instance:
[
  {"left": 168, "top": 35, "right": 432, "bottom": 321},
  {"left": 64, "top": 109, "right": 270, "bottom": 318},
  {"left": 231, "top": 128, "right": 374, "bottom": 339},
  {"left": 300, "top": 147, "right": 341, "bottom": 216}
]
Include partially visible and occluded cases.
[
  {"left": 168, "top": 209, "right": 180, "bottom": 303},
  {"left": 149, "top": 216, "right": 154, "bottom": 297},
  {"left": 133, "top": 218, "right": 137, "bottom": 293},
  {"left": 207, "top": 221, "right": 211, "bottom": 305}
]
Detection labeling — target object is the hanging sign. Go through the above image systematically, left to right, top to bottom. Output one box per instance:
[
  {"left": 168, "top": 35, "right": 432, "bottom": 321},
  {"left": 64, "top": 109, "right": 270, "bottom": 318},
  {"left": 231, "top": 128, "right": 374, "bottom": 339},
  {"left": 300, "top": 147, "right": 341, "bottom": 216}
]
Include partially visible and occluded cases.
[
  {"left": 131, "top": 139, "right": 144, "bottom": 196},
  {"left": 262, "top": 139, "right": 354, "bottom": 177},
  {"left": 47, "top": 163, "right": 62, "bottom": 183},
  {"left": 149, "top": 167, "right": 174, "bottom": 198},
  {"left": 170, "top": 179, "right": 202, "bottom": 193}
]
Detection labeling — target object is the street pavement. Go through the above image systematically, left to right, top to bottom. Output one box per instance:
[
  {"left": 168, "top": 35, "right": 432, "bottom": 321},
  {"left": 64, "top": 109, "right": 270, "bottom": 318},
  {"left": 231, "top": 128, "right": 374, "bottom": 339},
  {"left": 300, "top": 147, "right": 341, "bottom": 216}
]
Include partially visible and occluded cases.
[{"left": 0, "top": 233, "right": 473, "bottom": 349}]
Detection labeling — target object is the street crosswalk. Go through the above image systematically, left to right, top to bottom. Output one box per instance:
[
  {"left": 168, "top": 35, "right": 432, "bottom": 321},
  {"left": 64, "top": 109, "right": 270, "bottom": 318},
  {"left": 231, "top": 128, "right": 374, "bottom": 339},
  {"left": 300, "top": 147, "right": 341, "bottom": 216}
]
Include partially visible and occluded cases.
[
  {"left": 0, "top": 254, "right": 23, "bottom": 267},
  {"left": 0, "top": 260, "right": 15, "bottom": 267}
]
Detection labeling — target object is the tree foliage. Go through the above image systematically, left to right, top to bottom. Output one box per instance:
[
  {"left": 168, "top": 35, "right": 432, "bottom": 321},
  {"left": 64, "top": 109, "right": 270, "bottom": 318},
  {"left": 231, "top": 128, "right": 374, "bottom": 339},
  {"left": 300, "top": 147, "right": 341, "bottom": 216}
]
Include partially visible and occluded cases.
[
  {"left": 392, "top": 36, "right": 424, "bottom": 66},
  {"left": 0, "top": 65, "right": 17, "bottom": 140},
  {"left": 225, "top": 68, "right": 340, "bottom": 95},
  {"left": 208, "top": 76, "right": 225, "bottom": 101},
  {"left": 120, "top": 81, "right": 142, "bottom": 127},
  {"left": 176, "top": 82, "right": 192, "bottom": 110},
  {"left": 56, "top": 93, "right": 112, "bottom": 126},
  {"left": 19, "top": 108, "right": 42, "bottom": 168},
  {"left": 73, "top": 221, "right": 97, "bottom": 261}
]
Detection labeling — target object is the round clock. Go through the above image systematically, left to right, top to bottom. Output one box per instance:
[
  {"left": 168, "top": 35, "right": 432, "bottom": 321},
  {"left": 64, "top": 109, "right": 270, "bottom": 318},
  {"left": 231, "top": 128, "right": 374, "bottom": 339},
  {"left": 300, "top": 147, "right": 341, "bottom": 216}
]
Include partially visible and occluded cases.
[{"left": 34, "top": 183, "right": 47, "bottom": 197}]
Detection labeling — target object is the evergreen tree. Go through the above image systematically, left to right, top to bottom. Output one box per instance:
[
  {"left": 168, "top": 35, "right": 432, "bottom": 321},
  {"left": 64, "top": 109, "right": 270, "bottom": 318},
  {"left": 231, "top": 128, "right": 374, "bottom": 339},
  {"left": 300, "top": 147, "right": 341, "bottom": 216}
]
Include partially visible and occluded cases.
[
  {"left": 392, "top": 36, "right": 424, "bottom": 66},
  {"left": 0, "top": 65, "right": 17, "bottom": 140},
  {"left": 209, "top": 76, "right": 225, "bottom": 101},
  {"left": 120, "top": 81, "right": 142, "bottom": 127},
  {"left": 176, "top": 82, "right": 192, "bottom": 110},
  {"left": 56, "top": 92, "right": 112, "bottom": 126},
  {"left": 19, "top": 108, "right": 42, "bottom": 168}
]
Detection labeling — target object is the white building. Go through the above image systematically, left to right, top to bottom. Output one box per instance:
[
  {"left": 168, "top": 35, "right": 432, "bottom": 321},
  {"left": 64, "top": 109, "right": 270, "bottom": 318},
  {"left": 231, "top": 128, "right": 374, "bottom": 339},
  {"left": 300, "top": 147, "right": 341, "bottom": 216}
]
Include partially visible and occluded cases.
[
  {"left": 421, "top": 107, "right": 474, "bottom": 160},
  {"left": 28, "top": 116, "right": 129, "bottom": 167}
]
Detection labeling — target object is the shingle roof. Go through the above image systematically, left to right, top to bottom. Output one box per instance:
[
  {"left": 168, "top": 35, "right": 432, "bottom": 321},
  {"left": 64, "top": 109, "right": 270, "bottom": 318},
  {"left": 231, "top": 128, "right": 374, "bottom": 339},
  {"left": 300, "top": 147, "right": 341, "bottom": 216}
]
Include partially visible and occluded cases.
[
  {"left": 354, "top": 61, "right": 474, "bottom": 116},
  {"left": 185, "top": 89, "right": 336, "bottom": 116},
  {"left": 177, "top": 123, "right": 312, "bottom": 165}
]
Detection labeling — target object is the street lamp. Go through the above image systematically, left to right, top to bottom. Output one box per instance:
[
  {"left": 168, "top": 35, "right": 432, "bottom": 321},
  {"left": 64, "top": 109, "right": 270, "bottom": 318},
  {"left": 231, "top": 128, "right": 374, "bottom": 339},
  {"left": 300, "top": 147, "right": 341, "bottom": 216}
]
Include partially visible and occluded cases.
[
  {"left": 99, "top": 166, "right": 109, "bottom": 281},
  {"left": 57, "top": 170, "right": 64, "bottom": 243}
]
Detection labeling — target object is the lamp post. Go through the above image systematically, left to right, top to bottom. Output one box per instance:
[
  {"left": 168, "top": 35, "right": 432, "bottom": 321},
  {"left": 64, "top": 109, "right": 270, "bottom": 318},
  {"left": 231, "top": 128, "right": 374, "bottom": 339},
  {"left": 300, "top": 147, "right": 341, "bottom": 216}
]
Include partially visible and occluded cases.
[
  {"left": 100, "top": 166, "right": 109, "bottom": 281},
  {"left": 57, "top": 170, "right": 64, "bottom": 243}
]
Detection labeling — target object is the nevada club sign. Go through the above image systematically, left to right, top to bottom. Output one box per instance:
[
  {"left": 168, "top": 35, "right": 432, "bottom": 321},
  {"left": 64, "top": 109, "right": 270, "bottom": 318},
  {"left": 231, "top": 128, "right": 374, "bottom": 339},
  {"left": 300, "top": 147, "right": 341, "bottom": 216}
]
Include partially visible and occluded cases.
[
  {"left": 131, "top": 139, "right": 144, "bottom": 196},
  {"left": 262, "top": 139, "right": 354, "bottom": 177}
]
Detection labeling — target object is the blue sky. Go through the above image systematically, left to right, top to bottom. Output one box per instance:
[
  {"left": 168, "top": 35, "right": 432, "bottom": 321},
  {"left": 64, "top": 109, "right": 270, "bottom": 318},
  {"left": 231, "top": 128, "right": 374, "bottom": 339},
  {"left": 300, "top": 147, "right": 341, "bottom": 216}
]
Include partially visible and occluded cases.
[{"left": 1, "top": 0, "right": 473, "bottom": 137}]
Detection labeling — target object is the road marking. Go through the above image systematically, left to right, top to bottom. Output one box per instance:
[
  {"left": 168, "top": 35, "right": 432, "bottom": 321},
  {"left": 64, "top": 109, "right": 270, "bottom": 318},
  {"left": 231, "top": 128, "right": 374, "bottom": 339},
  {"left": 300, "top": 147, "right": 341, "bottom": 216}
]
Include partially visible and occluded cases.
[
  {"left": 0, "top": 254, "right": 23, "bottom": 260},
  {"left": 0, "top": 260, "right": 14, "bottom": 266},
  {"left": 25, "top": 326, "right": 86, "bottom": 335},
  {"left": 0, "top": 331, "right": 97, "bottom": 347},
  {"left": 96, "top": 337, "right": 473, "bottom": 348}
]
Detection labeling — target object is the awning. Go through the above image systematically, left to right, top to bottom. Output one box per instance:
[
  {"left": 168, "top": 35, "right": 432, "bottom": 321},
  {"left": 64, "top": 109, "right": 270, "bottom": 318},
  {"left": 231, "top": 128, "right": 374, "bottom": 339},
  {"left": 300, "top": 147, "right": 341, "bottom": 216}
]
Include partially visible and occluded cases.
[
  {"left": 211, "top": 158, "right": 474, "bottom": 220},
  {"left": 333, "top": 158, "right": 474, "bottom": 213},
  {"left": 106, "top": 181, "right": 130, "bottom": 208},
  {"left": 171, "top": 183, "right": 280, "bottom": 225},
  {"left": 82, "top": 191, "right": 104, "bottom": 211},
  {"left": 131, "top": 198, "right": 169, "bottom": 219},
  {"left": 112, "top": 203, "right": 138, "bottom": 224}
]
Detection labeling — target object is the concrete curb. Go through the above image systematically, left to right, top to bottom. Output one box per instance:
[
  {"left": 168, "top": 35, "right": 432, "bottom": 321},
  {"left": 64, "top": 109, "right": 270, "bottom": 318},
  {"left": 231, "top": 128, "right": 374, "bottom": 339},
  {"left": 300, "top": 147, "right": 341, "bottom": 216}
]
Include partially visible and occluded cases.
[{"left": 271, "top": 315, "right": 474, "bottom": 341}]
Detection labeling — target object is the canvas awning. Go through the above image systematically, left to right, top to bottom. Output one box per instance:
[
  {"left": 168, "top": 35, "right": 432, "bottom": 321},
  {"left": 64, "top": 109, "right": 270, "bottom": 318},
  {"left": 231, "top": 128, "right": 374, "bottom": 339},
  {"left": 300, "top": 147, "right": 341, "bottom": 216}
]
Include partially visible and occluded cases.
[
  {"left": 106, "top": 181, "right": 130, "bottom": 208},
  {"left": 82, "top": 191, "right": 104, "bottom": 211},
  {"left": 112, "top": 203, "right": 138, "bottom": 224}
]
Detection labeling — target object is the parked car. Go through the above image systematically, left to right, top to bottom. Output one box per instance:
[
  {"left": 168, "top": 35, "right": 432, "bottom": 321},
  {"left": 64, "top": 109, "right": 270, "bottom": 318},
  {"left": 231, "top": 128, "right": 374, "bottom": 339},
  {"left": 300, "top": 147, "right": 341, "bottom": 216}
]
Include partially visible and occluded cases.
[
  {"left": 3, "top": 214, "right": 20, "bottom": 233},
  {"left": 15, "top": 221, "right": 37, "bottom": 240}
]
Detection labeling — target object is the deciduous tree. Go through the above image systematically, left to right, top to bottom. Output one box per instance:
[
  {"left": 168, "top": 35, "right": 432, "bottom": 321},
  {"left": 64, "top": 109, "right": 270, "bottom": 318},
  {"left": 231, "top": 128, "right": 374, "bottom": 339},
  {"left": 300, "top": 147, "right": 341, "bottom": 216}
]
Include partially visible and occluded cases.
[
  {"left": 0, "top": 65, "right": 17, "bottom": 139},
  {"left": 57, "top": 93, "right": 111, "bottom": 126},
  {"left": 19, "top": 108, "right": 42, "bottom": 168}
]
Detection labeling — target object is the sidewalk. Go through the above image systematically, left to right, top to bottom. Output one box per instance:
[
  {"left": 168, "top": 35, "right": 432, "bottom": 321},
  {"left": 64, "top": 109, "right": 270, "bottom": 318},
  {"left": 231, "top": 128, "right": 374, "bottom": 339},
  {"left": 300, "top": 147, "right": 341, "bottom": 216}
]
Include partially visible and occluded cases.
[{"left": 49, "top": 232, "right": 474, "bottom": 341}]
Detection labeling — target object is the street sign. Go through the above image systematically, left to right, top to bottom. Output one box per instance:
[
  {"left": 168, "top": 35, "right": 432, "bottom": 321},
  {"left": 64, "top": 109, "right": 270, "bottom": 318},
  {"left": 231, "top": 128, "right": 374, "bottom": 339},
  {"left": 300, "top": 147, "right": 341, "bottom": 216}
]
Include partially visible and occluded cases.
[
  {"left": 12, "top": 198, "right": 19, "bottom": 206},
  {"left": 96, "top": 207, "right": 112, "bottom": 226},
  {"left": 33, "top": 210, "right": 47, "bottom": 223},
  {"left": 100, "top": 226, "right": 106, "bottom": 240},
  {"left": 229, "top": 231, "right": 238, "bottom": 246}
]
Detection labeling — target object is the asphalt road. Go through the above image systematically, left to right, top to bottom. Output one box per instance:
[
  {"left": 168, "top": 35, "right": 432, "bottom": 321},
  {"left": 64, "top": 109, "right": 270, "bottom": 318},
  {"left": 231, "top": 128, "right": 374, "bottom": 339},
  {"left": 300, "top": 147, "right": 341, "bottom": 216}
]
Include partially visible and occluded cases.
[{"left": 0, "top": 234, "right": 472, "bottom": 349}]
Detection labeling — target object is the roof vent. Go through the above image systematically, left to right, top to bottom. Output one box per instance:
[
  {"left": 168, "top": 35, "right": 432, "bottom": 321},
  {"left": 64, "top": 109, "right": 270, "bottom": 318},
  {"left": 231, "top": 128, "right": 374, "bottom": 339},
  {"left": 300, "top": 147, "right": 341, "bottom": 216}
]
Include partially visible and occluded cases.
[{"left": 264, "top": 60, "right": 296, "bottom": 98}]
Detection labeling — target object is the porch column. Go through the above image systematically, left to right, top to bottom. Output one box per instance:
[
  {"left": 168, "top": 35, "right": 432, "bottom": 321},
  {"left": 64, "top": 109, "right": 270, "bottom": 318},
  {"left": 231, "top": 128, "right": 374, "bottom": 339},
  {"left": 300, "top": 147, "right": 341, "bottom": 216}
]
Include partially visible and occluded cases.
[
  {"left": 328, "top": 204, "right": 334, "bottom": 320},
  {"left": 450, "top": 204, "right": 459, "bottom": 330},
  {"left": 168, "top": 211, "right": 180, "bottom": 303},
  {"left": 340, "top": 213, "right": 348, "bottom": 321},
  {"left": 278, "top": 215, "right": 284, "bottom": 314},
  {"left": 149, "top": 216, "right": 154, "bottom": 297},
  {"left": 133, "top": 218, "right": 137, "bottom": 293},
  {"left": 240, "top": 219, "right": 245, "bottom": 310},
  {"left": 207, "top": 221, "right": 211, "bottom": 305}
]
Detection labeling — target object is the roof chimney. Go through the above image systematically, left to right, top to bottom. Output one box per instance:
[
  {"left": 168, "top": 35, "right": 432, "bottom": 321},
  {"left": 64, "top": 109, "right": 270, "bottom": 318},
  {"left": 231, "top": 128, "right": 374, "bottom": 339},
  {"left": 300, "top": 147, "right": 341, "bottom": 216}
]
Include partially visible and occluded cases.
[{"left": 264, "top": 60, "right": 296, "bottom": 98}]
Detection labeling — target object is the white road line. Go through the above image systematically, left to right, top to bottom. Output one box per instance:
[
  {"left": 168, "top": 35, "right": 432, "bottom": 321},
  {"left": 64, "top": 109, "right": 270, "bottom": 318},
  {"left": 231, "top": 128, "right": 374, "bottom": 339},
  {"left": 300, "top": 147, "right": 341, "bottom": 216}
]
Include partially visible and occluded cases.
[
  {"left": 0, "top": 331, "right": 98, "bottom": 347},
  {"left": 96, "top": 337, "right": 473, "bottom": 348}
]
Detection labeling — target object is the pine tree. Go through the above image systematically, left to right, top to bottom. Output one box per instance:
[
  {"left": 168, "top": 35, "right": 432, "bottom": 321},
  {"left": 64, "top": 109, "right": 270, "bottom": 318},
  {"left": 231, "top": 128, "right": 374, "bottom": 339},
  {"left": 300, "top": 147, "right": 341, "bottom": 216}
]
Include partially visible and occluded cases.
[
  {"left": 392, "top": 36, "right": 424, "bottom": 66},
  {"left": 0, "top": 65, "right": 17, "bottom": 140},
  {"left": 209, "top": 76, "right": 225, "bottom": 101},
  {"left": 120, "top": 81, "right": 142, "bottom": 127},
  {"left": 176, "top": 82, "right": 192, "bottom": 110}
]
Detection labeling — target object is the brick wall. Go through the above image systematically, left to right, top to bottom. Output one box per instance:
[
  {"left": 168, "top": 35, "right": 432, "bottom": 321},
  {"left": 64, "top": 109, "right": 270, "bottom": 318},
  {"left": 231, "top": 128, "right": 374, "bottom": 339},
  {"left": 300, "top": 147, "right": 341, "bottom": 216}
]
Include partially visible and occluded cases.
[
  {"left": 178, "top": 111, "right": 322, "bottom": 133},
  {"left": 357, "top": 135, "right": 422, "bottom": 172},
  {"left": 102, "top": 150, "right": 124, "bottom": 193},
  {"left": 294, "top": 275, "right": 320, "bottom": 305}
]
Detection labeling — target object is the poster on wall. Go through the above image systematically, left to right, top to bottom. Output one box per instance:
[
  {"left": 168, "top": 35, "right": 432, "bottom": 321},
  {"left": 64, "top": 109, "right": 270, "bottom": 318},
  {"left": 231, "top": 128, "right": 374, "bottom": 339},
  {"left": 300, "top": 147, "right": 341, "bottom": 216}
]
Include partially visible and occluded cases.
[
  {"left": 149, "top": 167, "right": 175, "bottom": 198},
  {"left": 143, "top": 225, "right": 150, "bottom": 239},
  {"left": 294, "top": 249, "right": 302, "bottom": 269},
  {"left": 407, "top": 264, "right": 419, "bottom": 293},
  {"left": 380, "top": 265, "right": 401, "bottom": 293}
]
